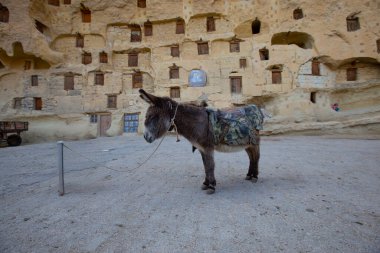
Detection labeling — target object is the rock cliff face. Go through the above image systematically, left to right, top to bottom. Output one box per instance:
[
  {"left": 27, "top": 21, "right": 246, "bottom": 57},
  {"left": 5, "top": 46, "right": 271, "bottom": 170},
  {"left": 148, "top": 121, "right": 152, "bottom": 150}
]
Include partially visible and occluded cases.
[{"left": 0, "top": 0, "right": 379, "bottom": 142}]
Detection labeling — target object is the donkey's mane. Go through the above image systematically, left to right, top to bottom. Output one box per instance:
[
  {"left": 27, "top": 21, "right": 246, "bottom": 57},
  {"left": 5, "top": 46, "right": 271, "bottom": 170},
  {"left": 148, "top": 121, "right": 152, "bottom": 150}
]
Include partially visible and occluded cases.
[{"left": 184, "top": 101, "right": 208, "bottom": 108}]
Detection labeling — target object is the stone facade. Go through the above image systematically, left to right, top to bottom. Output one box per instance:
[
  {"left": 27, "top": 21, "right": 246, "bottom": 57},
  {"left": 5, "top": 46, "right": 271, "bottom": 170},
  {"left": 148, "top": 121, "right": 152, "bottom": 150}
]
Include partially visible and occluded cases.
[{"left": 0, "top": 0, "right": 379, "bottom": 143}]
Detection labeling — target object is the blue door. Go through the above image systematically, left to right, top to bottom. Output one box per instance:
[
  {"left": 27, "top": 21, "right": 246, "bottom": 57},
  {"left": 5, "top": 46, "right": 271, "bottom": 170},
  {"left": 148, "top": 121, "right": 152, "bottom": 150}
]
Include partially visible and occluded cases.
[{"left": 124, "top": 113, "right": 139, "bottom": 133}]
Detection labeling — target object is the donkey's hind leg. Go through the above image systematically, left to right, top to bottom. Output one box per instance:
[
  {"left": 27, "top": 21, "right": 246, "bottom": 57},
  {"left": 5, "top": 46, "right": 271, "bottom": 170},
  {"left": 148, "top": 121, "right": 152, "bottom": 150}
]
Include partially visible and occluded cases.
[
  {"left": 245, "top": 144, "right": 260, "bottom": 183},
  {"left": 200, "top": 151, "right": 216, "bottom": 194}
]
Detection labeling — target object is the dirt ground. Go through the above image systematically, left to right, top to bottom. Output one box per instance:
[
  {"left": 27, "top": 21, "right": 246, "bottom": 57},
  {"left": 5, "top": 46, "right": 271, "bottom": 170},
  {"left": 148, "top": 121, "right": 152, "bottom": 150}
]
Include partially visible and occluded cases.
[{"left": 0, "top": 135, "right": 379, "bottom": 253}]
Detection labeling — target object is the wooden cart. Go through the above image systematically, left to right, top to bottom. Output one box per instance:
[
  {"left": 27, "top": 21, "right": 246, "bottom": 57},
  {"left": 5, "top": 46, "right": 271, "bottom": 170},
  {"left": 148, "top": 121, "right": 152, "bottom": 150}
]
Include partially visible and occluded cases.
[{"left": 0, "top": 121, "right": 29, "bottom": 146}]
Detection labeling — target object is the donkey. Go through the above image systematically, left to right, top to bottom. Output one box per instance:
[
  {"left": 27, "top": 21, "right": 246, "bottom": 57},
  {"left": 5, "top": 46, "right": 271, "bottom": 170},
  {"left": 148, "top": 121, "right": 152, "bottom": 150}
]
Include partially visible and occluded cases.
[{"left": 139, "top": 89, "right": 263, "bottom": 194}]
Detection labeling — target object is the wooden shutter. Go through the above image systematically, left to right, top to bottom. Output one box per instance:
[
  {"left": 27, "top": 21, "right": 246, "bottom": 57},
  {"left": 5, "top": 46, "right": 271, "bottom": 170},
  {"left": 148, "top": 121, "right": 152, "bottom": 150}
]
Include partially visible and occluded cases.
[
  {"left": 48, "top": 0, "right": 60, "bottom": 6},
  {"left": 64, "top": 0, "right": 71, "bottom": 4},
  {"left": 138, "top": 0, "right": 146, "bottom": 8},
  {"left": 0, "top": 4, "right": 9, "bottom": 23},
  {"left": 293, "top": 8, "right": 303, "bottom": 19},
  {"left": 82, "top": 10, "right": 91, "bottom": 23},
  {"left": 207, "top": 17, "right": 215, "bottom": 32},
  {"left": 347, "top": 17, "right": 360, "bottom": 32},
  {"left": 176, "top": 19, "right": 185, "bottom": 34},
  {"left": 144, "top": 21, "right": 152, "bottom": 36},
  {"left": 130, "top": 26, "right": 141, "bottom": 42},
  {"left": 76, "top": 34, "right": 84, "bottom": 48},
  {"left": 197, "top": 42, "right": 209, "bottom": 55},
  {"left": 230, "top": 42, "right": 240, "bottom": 52},
  {"left": 171, "top": 46, "right": 179, "bottom": 57},
  {"left": 259, "top": 48, "right": 269, "bottom": 60},
  {"left": 82, "top": 52, "right": 92, "bottom": 65},
  {"left": 99, "top": 52, "right": 108, "bottom": 63},
  {"left": 128, "top": 53, "right": 138, "bottom": 67},
  {"left": 240, "top": 58, "right": 247, "bottom": 68},
  {"left": 24, "top": 61, "right": 32, "bottom": 70},
  {"left": 312, "top": 61, "right": 320, "bottom": 75},
  {"left": 169, "top": 67, "right": 179, "bottom": 79},
  {"left": 346, "top": 68, "right": 357, "bottom": 81},
  {"left": 272, "top": 71, "right": 282, "bottom": 84},
  {"left": 95, "top": 73, "right": 104, "bottom": 85},
  {"left": 132, "top": 73, "right": 143, "bottom": 88},
  {"left": 64, "top": 74, "right": 74, "bottom": 90},
  {"left": 31, "top": 75, "right": 38, "bottom": 86},
  {"left": 230, "top": 77, "right": 242, "bottom": 94},
  {"left": 170, "top": 87, "right": 180, "bottom": 98},
  {"left": 107, "top": 95, "right": 117, "bottom": 108},
  {"left": 34, "top": 97, "right": 42, "bottom": 110}
]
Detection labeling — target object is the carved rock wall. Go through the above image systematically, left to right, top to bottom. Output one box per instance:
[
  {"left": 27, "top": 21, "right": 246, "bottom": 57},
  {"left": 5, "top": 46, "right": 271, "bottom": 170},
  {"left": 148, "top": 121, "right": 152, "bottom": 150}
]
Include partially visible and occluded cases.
[{"left": 0, "top": 0, "right": 379, "bottom": 142}]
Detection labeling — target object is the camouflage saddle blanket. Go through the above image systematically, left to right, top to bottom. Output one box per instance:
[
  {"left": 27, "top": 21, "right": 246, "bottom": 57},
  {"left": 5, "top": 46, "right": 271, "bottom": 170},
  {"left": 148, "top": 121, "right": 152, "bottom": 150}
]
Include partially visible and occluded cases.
[{"left": 207, "top": 105, "right": 264, "bottom": 146}]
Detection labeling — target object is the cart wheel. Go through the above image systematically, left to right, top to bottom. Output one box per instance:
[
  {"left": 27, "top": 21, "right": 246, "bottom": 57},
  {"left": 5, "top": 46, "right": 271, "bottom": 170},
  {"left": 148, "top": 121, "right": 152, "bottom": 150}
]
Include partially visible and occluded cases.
[{"left": 7, "top": 134, "right": 22, "bottom": 146}]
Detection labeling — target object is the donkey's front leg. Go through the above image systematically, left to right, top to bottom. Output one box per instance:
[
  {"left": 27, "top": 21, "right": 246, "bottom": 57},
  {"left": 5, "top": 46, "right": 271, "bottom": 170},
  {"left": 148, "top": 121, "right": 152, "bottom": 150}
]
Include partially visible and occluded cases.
[{"left": 200, "top": 151, "right": 216, "bottom": 194}]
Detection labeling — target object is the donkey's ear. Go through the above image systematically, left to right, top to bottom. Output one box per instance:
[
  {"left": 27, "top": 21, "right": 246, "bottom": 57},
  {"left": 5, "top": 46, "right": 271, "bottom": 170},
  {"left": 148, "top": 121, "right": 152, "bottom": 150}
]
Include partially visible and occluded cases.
[{"left": 139, "top": 89, "right": 159, "bottom": 106}]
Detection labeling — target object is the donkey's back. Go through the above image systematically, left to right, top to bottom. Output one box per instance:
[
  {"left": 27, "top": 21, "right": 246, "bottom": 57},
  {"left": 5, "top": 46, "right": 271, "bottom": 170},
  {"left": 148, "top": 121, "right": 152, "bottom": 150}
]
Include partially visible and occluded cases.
[{"left": 207, "top": 104, "right": 263, "bottom": 150}]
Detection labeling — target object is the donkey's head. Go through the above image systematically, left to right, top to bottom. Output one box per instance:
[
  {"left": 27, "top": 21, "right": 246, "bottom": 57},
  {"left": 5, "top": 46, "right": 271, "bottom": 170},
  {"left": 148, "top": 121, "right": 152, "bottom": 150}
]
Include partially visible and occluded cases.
[{"left": 139, "top": 89, "right": 175, "bottom": 143}]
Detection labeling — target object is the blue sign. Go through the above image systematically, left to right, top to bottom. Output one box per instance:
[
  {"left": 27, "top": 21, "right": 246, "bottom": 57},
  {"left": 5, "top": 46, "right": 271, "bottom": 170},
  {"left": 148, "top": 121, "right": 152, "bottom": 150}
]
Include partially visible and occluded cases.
[{"left": 189, "top": 69, "right": 207, "bottom": 87}]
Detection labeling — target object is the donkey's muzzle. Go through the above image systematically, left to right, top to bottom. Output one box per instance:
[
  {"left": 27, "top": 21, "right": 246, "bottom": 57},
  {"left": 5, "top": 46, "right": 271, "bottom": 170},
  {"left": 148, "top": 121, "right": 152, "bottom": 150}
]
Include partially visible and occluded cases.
[{"left": 144, "top": 133, "right": 154, "bottom": 143}]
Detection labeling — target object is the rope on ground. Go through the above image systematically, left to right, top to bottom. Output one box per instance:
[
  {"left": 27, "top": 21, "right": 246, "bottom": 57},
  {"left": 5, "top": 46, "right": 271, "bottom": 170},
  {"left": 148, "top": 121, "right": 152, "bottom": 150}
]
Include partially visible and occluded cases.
[{"left": 62, "top": 133, "right": 168, "bottom": 173}]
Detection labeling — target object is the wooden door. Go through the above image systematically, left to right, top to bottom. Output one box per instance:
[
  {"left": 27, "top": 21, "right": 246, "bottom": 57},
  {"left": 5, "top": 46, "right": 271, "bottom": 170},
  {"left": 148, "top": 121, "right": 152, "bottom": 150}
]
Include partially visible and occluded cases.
[
  {"left": 230, "top": 77, "right": 242, "bottom": 94},
  {"left": 99, "top": 114, "right": 111, "bottom": 137}
]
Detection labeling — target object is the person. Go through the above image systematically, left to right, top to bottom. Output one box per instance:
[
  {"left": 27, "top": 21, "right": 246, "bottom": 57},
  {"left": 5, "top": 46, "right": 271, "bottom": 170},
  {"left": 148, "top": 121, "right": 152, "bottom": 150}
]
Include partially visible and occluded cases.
[{"left": 332, "top": 103, "right": 340, "bottom": 111}]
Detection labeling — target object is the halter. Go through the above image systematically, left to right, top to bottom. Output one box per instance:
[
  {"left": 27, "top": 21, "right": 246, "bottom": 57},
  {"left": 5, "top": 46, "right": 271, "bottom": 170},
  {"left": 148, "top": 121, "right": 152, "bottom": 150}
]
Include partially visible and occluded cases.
[{"left": 168, "top": 101, "right": 180, "bottom": 142}]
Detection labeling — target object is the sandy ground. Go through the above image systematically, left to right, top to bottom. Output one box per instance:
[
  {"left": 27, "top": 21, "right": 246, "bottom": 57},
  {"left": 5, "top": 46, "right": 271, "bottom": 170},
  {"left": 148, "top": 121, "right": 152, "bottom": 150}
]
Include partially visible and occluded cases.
[{"left": 0, "top": 135, "right": 379, "bottom": 253}]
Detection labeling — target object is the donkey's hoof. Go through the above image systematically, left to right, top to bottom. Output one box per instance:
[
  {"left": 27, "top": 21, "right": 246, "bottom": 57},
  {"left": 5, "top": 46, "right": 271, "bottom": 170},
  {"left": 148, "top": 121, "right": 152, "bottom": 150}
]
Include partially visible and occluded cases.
[
  {"left": 245, "top": 175, "right": 258, "bottom": 183},
  {"left": 201, "top": 184, "right": 209, "bottom": 190},
  {"left": 206, "top": 187, "right": 215, "bottom": 194}
]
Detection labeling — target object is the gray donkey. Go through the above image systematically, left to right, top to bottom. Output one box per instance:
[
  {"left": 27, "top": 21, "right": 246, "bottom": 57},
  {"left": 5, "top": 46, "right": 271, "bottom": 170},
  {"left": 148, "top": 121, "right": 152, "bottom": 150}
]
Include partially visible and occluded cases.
[{"left": 139, "top": 89, "right": 264, "bottom": 194}]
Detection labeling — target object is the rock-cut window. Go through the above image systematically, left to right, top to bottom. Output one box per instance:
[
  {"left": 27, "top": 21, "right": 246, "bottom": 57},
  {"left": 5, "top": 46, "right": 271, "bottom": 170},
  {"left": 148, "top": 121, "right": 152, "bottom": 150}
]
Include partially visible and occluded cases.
[
  {"left": 48, "top": 0, "right": 60, "bottom": 6},
  {"left": 138, "top": 0, "right": 146, "bottom": 8},
  {"left": 0, "top": 4, "right": 9, "bottom": 23},
  {"left": 81, "top": 6, "right": 91, "bottom": 23},
  {"left": 293, "top": 8, "right": 303, "bottom": 20},
  {"left": 346, "top": 14, "right": 360, "bottom": 32},
  {"left": 207, "top": 17, "right": 215, "bottom": 32},
  {"left": 252, "top": 18, "right": 261, "bottom": 34},
  {"left": 176, "top": 19, "right": 185, "bottom": 34},
  {"left": 144, "top": 21, "right": 152, "bottom": 36},
  {"left": 130, "top": 25, "right": 142, "bottom": 42},
  {"left": 76, "top": 33, "right": 84, "bottom": 48},
  {"left": 197, "top": 42, "right": 209, "bottom": 55},
  {"left": 259, "top": 48, "right": 269, "bottom": 60},
  {"left": 99, "top": 51, "right": 108, "bottom": 63},
  {"left": 169, "top": 64, "right": 179, "bottom": 79},
  {"left": 271, "top": 70, "right": 282, "bottom": 84},
  {"left": 132, "top": 72, "right": 143, "bottom": 88},
  {"left": 64, "top": 74, "right": 74, "bottom": 90},
  {"left": 170, "top": 87, "right": 180, "bottom": 98}
]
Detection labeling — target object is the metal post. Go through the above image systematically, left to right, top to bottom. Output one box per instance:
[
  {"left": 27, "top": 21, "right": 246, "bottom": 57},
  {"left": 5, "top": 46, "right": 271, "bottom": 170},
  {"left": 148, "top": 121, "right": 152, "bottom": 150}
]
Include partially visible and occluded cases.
[{"left": 57, "top": 141, "right": 64, "bottom": 196}]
